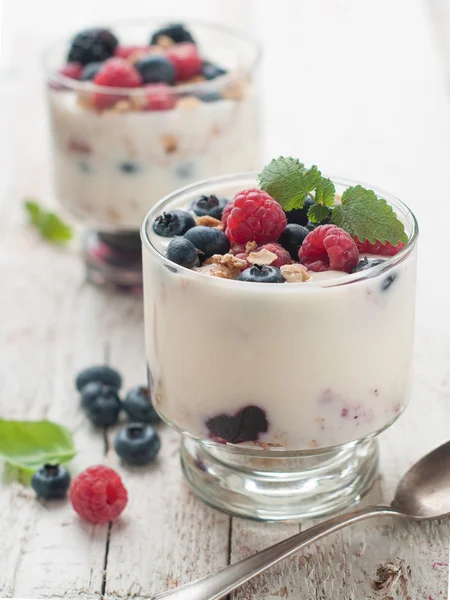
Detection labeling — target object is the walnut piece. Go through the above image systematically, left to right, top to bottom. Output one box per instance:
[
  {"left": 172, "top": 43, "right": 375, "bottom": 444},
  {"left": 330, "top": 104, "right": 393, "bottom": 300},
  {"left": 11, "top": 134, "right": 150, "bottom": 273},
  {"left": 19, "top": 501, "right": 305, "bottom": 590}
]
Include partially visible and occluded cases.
[
  {"left": 222, "top": 79, "right": 247, "bottom": 101},
  {"left": 176, "top": 96, "right": 202, "bottom": 110},
  {"left": 160, "top": 134, "right": 178, "bottom": 154},
  {"left": 195, "top": 215, "right": 224, "bottom": 229},
  {"left": 245, "top": 241, "right": 258, "bottom": 253},
  {"left": 247, "top": 248, "right": 277, "bottom": 266},
  {"left": 197, "top": 253, "right": 247, "bottom": 279},
  {"left": 280, "top": 263, "right": 311, "bottom": 283}
]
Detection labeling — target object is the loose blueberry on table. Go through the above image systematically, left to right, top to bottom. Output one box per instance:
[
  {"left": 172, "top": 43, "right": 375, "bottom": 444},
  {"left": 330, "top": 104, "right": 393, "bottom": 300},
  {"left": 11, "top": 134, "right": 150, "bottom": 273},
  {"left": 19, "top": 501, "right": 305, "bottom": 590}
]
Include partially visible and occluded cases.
[
  {"left": 151, "top": 156, "right": 407, "bottom": 283},
  {"left": 123, "top": 386, "right": 161, "bottom": 424},
  {"left": 114, "top": 424, "right": 161, "bottom": 466},
  {"left": 31, "top": 464, "right": 71, "bottom": 500}
]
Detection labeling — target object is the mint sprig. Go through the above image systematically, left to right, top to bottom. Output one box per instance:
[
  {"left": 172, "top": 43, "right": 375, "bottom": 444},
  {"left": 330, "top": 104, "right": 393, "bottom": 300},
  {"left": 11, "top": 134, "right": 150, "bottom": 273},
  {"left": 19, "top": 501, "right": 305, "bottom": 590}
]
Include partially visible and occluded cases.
[
  {"left": 333, "top": 186, "right": 408, "bottom": 245},
  {"left": 24, "top": 200, "right": 73, "bottom": 244},
  {"left": 308, "top": 204, "right": 331, "bottom": 223},
  {"left": 0, "top": 419, "right": 76, "bottom": 477}
]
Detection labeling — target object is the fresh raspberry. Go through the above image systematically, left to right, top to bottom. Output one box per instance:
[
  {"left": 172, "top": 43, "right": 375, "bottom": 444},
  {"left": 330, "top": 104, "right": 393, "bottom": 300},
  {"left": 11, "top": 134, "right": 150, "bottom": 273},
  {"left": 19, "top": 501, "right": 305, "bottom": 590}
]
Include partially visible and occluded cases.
[
  {"left": 166, "top": 43, "right": 202, "bottom": 81},
  {"left": 115, "top": 45, "right": 151, "bottom": 60},
  {"left": 94, "top": 57, "right": 142, "bottom": 88},
  {"left": 59, "top": 62, "right": 83, "bottom": 80},
  {"left": 144, "top": 83, "right": 176, "bottom": 111},
  {"left": 225, "top": 189, "right": 287, "bottom": 245},
  {"left": 221, "top": 201, "right": 234, "bottom": 228},
  {"left": 299, "top": 225, "right": 359, "bottom": 273},
  {"left": 354, "top": 238, "right": 405, "bottom": 256},
  {"left": 236, "top": 243, "right": 291, "bottom": 269},
  {"left": 69, "top": 465, "right": 128, "bottom": 524}
]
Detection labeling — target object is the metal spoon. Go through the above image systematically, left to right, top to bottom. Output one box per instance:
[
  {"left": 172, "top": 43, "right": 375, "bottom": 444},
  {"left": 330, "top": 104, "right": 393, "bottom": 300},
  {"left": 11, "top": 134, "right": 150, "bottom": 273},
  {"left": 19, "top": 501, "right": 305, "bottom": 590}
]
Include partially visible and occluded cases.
[{"left": 151, "top": 440, "right": 450, "bottom": 600}]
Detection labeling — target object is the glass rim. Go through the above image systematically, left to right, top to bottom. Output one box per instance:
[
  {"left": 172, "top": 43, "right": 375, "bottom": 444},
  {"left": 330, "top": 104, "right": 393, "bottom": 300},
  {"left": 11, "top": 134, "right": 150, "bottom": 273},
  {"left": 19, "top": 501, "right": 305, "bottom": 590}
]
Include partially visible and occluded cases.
[
  {"left": 42, "top": 17, "right": 262, "bottom": 97},
  {"left": 141, "top": 171, "right": 419, "bottom": 289}
]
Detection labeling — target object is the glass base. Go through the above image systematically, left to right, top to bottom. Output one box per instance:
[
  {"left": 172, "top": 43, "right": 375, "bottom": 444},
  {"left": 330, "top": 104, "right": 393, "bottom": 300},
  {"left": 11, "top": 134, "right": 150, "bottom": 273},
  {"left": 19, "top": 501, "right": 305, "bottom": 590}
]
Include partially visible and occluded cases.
[
  {"left": 83, "top": 230, "right": 143, "bottom": 294},
  {"left": 180, "top": 436, "right": 379, "bottom": 521}
]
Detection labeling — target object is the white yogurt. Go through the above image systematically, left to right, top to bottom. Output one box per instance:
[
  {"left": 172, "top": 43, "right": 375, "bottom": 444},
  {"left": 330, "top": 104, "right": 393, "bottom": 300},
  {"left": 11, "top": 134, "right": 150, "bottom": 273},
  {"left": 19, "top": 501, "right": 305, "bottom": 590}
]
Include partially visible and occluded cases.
[
  {"left": 47, "top": 89, "right": 261, "bottom": 230},
  {"left": 142, "top": 177, "right": 418, "bottom": 451}
]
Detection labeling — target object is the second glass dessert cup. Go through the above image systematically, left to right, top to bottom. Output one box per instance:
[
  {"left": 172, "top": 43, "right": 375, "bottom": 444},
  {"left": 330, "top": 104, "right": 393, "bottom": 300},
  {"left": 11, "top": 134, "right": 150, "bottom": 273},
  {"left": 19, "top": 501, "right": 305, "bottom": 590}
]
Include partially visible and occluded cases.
[
  {"left": 44, "top": 19, "right": 261, "bottom": 292},
  {"left": 141, "top": 173, "right": 418, "bottom": 521}
]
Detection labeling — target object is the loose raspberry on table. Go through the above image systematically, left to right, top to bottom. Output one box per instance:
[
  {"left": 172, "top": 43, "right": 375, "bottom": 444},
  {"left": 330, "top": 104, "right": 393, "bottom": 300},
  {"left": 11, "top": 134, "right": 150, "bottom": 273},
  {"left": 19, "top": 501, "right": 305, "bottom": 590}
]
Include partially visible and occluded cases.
[
  {"left": 166, "top": 42, "right": 202, "bottom": 81},
  {"left": 59, "top": 62, "right": 83, "bottom": 80},
  {"left": 144, "top": 83, "right": 176, "bottom": 111},
  {"left": 224, "top": 189, "right": 287, "bottom": 245},
  {"left": 299, "top": 224, "right": 359, "bottom": 273},
  {"left": 354, "top": 238, "right": 405, "bottom": 256},
  {"left": 69, "top": 465, "right": 128, "bottom": 524}
]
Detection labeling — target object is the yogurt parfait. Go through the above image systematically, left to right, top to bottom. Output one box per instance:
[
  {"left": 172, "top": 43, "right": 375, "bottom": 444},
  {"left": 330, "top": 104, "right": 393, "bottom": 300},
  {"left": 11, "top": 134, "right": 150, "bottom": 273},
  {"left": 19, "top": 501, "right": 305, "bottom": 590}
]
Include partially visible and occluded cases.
[
  {"left": 44, "top": 20, "right": 261, "bottom": 291},
  {"left": 141, "top": 158, "right": 418, "bottom": 520}
]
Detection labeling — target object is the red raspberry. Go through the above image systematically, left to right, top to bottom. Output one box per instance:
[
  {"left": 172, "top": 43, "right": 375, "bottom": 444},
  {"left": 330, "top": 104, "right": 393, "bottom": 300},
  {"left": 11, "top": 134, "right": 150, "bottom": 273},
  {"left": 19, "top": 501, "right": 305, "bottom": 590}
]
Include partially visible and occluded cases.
[
  {"left": 166, "top": 43, "right": 202, "bottom": 81},
  {"left": 115, "top": 45, "right": 151, "bottom": 59},
  {"left": 93, "top": 57, "right": 142, "bottom": 110},
  {"left": 59, "top": 62, "right": 83, "bottom": 80},
  {"left": 144, "top": 83, "right": 176, "bottom": 111},
  {"left": 225, "top": 189, "right": 287, "bottom": 245},
  {"left": 221, "top": 201, "right": 234, "bottom": 228},
  {"left": 299, "top": 225, "right": 359, "bottom": 273},
  {"left": 355, "top": 238, "right": 405, "bottom": 256},
  {"left": 258, "top": 243, "right": 291, "bottom": 268},
  {"left": 69, "top": 465, "right": 128, "bottom": 524}
]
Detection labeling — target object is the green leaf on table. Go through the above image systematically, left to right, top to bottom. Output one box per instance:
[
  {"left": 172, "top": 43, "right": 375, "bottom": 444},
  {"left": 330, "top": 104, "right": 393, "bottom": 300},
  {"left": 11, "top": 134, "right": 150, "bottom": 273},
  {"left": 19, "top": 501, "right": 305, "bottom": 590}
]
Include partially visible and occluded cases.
[
  {"left": 258, "top": 157, "right": 322, "bottom": 211},
  {"left": 332, "top": 185, "right": 408, "bottom": 245},
  {"left": 24, "top": 200, "right": 73, "bottom": 244},
  {"left": 307, "top": 203, "right": 331, "bottom": 224},
  {"left": 0, "top": 420, "right": 76, "bottom": 476}
]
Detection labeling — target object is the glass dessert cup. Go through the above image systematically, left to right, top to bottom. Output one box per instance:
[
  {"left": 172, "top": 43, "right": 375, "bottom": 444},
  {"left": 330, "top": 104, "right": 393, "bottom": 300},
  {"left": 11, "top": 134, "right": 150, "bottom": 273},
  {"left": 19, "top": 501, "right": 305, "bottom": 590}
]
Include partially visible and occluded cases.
[
  {"left": 43, "top": 20, "right": 261, "bottom": 293},
  {"left": 141, "top": 173, "right": 418, "bottom": 521}
]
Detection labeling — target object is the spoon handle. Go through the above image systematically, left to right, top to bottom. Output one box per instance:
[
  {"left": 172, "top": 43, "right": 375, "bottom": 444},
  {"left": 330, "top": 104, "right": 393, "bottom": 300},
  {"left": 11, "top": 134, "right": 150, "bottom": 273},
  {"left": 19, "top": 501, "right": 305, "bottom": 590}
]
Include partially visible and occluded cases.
[{"left": 151, "top": 505, "right": 402, "bottom": 600}]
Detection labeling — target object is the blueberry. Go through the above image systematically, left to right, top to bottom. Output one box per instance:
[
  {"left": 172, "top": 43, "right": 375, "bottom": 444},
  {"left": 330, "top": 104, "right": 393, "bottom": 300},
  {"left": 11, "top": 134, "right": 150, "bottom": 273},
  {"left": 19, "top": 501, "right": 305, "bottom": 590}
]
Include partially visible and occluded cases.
[
  {"left": 150, "top": 23, "right": 195, "bottom": 45},
  {"left": 67, "top": 28, "right": 118, "bottom": 66},
  {"left": 135, "top": 55, "right": 175, "bottom": 84},
  {"left": 80, "top": 61, "right": 103, "bottom": 81},
  {"left": 201, "top": 61, "right": 227, "bottom": 80},
  {"left": 195, "top": 90, "right": 221, "bottom": 103},
  {"left": 78, "top": 160, "right": 91, "bottom": 173},
  {"left": 119, "top": 161, "right": 141, "bottom": 174},
  {"left": 175, "top": 161, "right": 195, "bottom": 179},
  {"left": 190, "top": 195, "right": 229, "bottom": 219},
  {"left": 285, "top": 196, "right": 315, "bottom": 226},
  {"left": 152, "top": 210, "right": 196, "bottom": 237},
  {"left": 278, "top": 224, "right": 309, "bottom": 259},
  {"left": 184, "top": 226, "right": 230, "bottom": 259},
  {"left": 98, "top": 231, "right": 141, "bottom": 251},
  {"left": 166, "top": 237, "right": 199, "bottom": 268},
  {"left": 353, "top": 257, "right": 386, "bottom": 273},
  {"left": 238, "top": 265, "right": 285, "bottom": 283},
  {"left": 381, "top": 274, "right": 396, "bottom": 291},
  {"left": 75, "top": 365, "right": 122, "bottom": 391},
  {"left": 80, "top": 381, "right": 109, "bottom": 409},
  {"left": 84, "top": 386, "right": 122, "bottom": 427},
  {"left": 123, "top": 386, "right": 161, "bottom": 424},
  {"left": 206, "top": 405, "right": 268, "bottom": 444},
  {"left": 114, "top": 424, "right": 161, "bottom": 466},
  {"left": 31, "top": 464, "right": 71, "bottom": 500}
]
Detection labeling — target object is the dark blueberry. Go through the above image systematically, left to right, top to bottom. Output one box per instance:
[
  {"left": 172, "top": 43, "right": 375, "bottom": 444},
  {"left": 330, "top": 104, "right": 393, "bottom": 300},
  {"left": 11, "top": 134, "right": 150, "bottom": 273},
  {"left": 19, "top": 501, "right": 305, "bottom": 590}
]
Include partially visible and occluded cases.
[
  {"left": 150, "top": 23, "right": 195, "bottom": 45},
  {"left": 67, "top": 28, "right": 118, "bottom": 66},
  {"left": 135, "top": 55, "right": 175, "bottom": 84},
  {"left": 80, "top": 61, "right": 103, "bottom": 81},
  {"left": 201, "top": 61, "right": 227, "bottom": 80},
  {"left": 195, "top": 90, "right": 221, "bottom": 103},
  {"left": 78, "top": 160, "right": 91, "bottom": 173},
  {"left": 119, "top": 161, "right": 141, "bottom": 174},
  {"left": 175, "top": 161, "right": 195, "bottom": 179},
  {"left": 190, "top": 195, "right": 229, "bottom": 219},
  {"left": 285, "top": 196, "right": 315, "bottom": 226},
  {"left": 152, "top": 210, "right": 196, "bottom": 237},
  {"left": 278, "top": 224, "right": 309, "bottom": 259},
  {"left": 184, "top": 226, "right": 230, "bottom": 259},
  {"left": 98, "top": 231, "right": 141, "bottom": 251},
  {"left": 166, "top": 237, "right": 199, "bottom": 268},
  {"left": 353, "top": 257, "right": 386, "bottom": 273},
  {"left": 238, "top": 265, "right": 285, "bottom": 283},
  {"left": 381, "top": 274, "right": 396, "bottom": 291},
  {"left": 75, "top": 365, "right": 122, "bottom": 391},
  {"left": 84, "top": 386, "right": 122, "bottom": 427},
  {"left": 123, "top": 386, "right": 161, "bottom": 424},
  {"left": 206, "top": 405, "right": 268, "bottom": 444},
  {"left": 114, "top": 424, "right": 161, "bottom": 466},
  {"left": 31, "top": 464, "right": 71, "bottom": 500}
]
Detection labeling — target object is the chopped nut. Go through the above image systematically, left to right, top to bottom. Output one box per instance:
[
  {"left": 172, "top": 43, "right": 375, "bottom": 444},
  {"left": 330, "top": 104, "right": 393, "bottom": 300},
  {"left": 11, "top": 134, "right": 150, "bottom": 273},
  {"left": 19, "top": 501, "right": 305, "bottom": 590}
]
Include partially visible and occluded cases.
[
  {"left": 155, "top": 34, "right": 175, "bottom": 49},
  {"left": 221, "top": 79, "right": 247, "bottom": 101},
  {"left": 76, "top": 91, "right": 95, "bottom": 111},
  {"left": 129, "top": 94, "right": 148, "bottom": 111},
  {"left": 176, "top": 96, "right": 202, "bottom": 110},
  {"left": 110, "top": 100, "right": 132, "bottom": 113},
  {"left": 161, "top": 134, "right": 178, "bottom": 154},
  {"left": 195, "top": 215, "right": 224, "bottom": 229},
  {"left": 245, "top": 241, "right": 258, "bottom": 253},
  {"left": 247, "top": 248, "right": 277, "bottom": 266},
  {"left": 196, "top": 253, "right": 247, "bottom": 279},
  {"left": 205, "top": 253, "right": 248, "bottom": 270},
  {"left": 194, "top": 263, "right": 238, "bottom": 280},
  {"left": 280, "top": 263, "right": 311, "bottom": 283}
]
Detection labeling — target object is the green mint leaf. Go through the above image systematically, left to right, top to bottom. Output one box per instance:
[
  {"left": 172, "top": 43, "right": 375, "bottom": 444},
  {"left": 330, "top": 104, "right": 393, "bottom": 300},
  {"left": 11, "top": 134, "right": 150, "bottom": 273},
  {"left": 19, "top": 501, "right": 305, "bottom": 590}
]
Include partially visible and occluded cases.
[
  {"left": 258, "top": 157, "right": 322, "bottom": 211},
  {"left": 314, "top": 177, "right": 335, "bottom": 207},
  {"left": 333, "top": 186, "right": 408, "bottom": 245},
  {"left": 24, "top": 200, "right": 73, "bottom": 244},
  {"left": 308, "top": 204, "right": 331, "bottom": 223},
  {"left": 0, "top": 420, "right": 76, "bottom": 476}
]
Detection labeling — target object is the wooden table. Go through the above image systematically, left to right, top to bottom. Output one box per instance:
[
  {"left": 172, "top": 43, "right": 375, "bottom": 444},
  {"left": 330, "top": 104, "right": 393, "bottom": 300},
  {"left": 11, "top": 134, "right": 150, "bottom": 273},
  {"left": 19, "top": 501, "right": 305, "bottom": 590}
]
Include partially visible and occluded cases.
[{"left": 1, "top": 0, "right": 450, "bottom": 597}]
